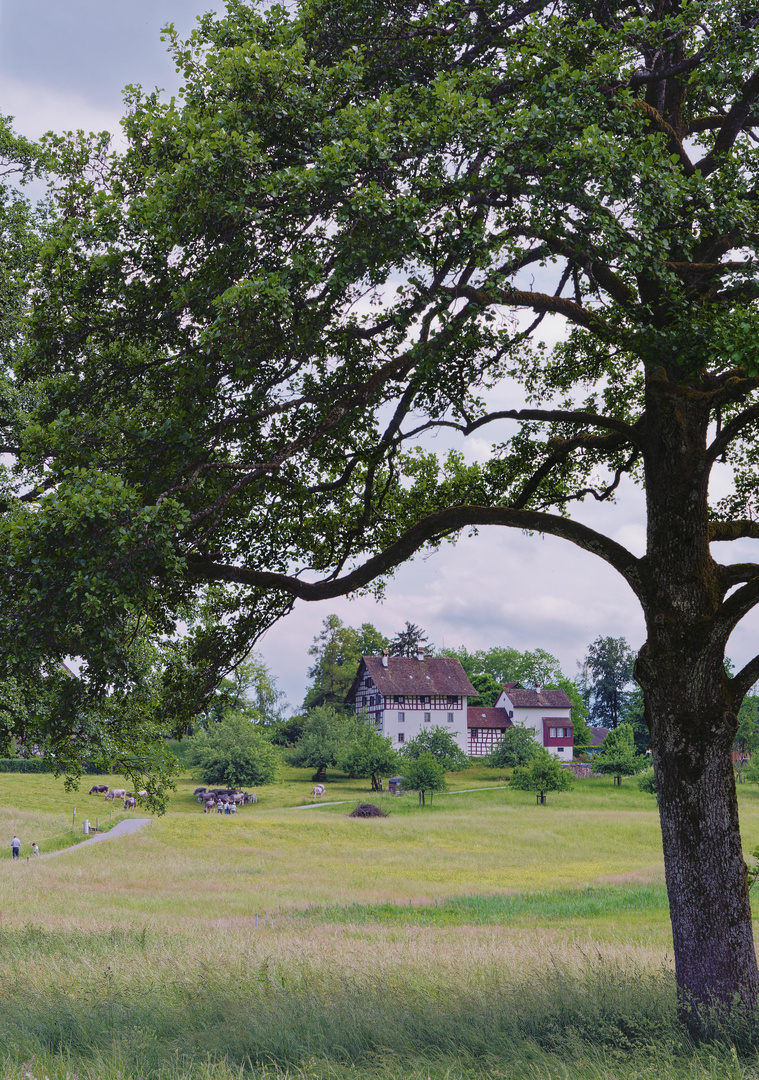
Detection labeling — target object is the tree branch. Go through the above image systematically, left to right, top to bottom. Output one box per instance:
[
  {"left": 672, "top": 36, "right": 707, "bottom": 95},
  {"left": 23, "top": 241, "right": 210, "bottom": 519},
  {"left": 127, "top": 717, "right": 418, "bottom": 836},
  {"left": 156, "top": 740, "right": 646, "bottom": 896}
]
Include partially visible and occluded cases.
[
  {"left": 696, "top": 68, "right": 759, "bottom": 177},
  {"left": 439, "top": 284, "right": 612, "bottom": 336},
  {"left": 185, "top": 504, "right": 643, "bottom": 599},
  {"left": 709, "top": 521, "right": 759, "bottom": 542},
  {"left": 731, "top": 654, "right": 759, "bottom": 700}
]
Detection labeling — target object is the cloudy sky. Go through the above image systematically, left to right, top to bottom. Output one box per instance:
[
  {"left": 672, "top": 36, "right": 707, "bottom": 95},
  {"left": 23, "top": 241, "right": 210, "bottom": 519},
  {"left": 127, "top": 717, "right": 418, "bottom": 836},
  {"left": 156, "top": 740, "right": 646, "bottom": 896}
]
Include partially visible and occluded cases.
[{"left": 3, "top": 1, "right": 758, "bottom": 709}]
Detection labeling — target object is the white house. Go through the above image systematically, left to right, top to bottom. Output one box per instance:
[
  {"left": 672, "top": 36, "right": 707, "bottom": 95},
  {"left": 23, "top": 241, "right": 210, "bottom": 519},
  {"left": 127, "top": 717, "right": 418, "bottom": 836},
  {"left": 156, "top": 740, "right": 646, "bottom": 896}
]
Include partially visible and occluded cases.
[
  {"left": 346, "top": 648, "right": 477, "bottom": 756},
  {"left": 348, "top": 655, "right": 574, "bottom": 761},
  {"left": 468, "top": 682, "right": 574, "bottom": 760}
]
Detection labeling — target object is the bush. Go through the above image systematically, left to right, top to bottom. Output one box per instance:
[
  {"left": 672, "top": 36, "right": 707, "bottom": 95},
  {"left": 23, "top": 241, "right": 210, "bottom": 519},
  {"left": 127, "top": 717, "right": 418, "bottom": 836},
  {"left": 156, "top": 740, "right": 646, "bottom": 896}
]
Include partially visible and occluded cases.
[
  {"left": 487, "top": 724, "right": 540, "bottom": 769},
  {"left": 401, "top": 726, "right": 469, "bottom": 771},
  {"left": 511, "top": 748, "right": 573, "bottom": 803},
  {"left": 637, "top": 768, "right": 657, "bottom": 795}
]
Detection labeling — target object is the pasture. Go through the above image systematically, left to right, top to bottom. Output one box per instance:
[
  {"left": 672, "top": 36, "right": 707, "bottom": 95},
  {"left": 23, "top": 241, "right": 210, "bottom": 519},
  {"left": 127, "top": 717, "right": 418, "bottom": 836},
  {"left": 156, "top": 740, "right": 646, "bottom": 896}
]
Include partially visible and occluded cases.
[{"left": 3, "top": 766, "right": 759, "bottom": 1080}]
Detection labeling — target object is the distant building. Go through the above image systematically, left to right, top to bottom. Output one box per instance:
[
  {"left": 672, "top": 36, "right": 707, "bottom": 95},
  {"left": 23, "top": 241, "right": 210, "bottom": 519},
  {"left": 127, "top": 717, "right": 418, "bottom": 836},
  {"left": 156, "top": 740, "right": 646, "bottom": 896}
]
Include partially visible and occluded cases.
[
  {"left": 346, "top": 648, "right": 476, "bottom": 756},
  {"left": 347, "top": 654, "right": 574, "bottom": 760},
  {"left": 468, "top": 682, "right": 574, "bottom": 761}
]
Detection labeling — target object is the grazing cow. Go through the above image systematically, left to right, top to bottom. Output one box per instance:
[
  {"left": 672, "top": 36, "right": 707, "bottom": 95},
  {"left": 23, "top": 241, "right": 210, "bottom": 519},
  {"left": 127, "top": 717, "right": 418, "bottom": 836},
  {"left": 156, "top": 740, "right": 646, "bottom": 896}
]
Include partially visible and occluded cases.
[
  {"left": 89, "top": 784, "right": 108, "bottom": 795},
  {"left": 312, "top": 784, "right": 326, "bottom": 797},
  {"left": 193, "top": 787, "right": 207, "bottom": 796},
  {"left": 105, "top": 789, "right": 126, "bottom": 801},
  {"left": 136, "top": 790, "right": 148, "bottom": 798},
  {"left": 231, "top": 793, "right": 245, "bottom": 805},
  {"left": 244, "top": 793, "right": 258, "bottom": 804},
  {"left": 124, "top": 796, "right": 136, "bottom": 809},
  {"left": 203, "top": 798, "right": 216, "bottom": 813}
]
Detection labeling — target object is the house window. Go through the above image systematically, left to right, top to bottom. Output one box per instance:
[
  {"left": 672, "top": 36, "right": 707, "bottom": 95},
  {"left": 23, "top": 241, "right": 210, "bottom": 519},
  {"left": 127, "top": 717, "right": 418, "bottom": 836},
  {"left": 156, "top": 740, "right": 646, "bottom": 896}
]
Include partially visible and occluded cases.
[
  {"left": 365, "top": 677, "right": 373, "bottom": 688},
  {"left": 393, "top": 695, "right": 405, "bottom": 704},
  {"left": 448, "top": 695, "right": 458, "bottom": 704},
  {"left": 421, "top": 696, "right": 430, "bottom": 704},
  {"left": 398, "top": 712, "right": 405, "bottom": 723},
  {"left": 423, "top": 712, "right": 431, "bottom": 722},
  {"left": 447, "top": 713, "right": 454, "bottom": 723},
  {"left": 550, "top": 728, "right": 557, "bottom": 738},
  {"left": 397, "top": 732, "right": 405, "bottom": 743},
  {"left": 557, "top": 746, "right": 565, "bottom": 752}
]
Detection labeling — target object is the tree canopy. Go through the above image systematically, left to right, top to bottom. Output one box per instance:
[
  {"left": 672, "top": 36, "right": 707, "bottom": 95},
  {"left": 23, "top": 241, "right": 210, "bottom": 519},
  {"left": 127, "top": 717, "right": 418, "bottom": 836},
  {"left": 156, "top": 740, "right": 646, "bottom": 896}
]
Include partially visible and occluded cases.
[
  {"left": 6, "top": 0, "right": 759, "bottom": 1024},
  {"left": 579, "top": 637, "right": 636, "bottom": 729},
  {"left": 187, "top": 710, "right": 280, "bottom": 787},
  {"left": 593, "top": 722, "right": 647, "bottom": 783},
  {"left": 510, "top": 748, "right": 573, "bottom": 803}
]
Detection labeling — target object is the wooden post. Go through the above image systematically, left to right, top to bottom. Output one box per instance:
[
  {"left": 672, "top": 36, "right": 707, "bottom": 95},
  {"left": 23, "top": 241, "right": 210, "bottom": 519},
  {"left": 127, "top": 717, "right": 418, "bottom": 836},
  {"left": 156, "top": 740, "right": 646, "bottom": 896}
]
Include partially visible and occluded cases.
[{"left": 72, "top": 807, "right": 76, "bottom": 828}]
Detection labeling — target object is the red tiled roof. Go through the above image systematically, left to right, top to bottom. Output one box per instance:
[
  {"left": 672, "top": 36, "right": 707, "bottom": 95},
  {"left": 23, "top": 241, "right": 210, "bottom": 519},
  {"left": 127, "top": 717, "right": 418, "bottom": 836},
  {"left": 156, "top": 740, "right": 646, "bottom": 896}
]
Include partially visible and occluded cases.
[
  {"left": 347, "top": 656, "right": 477, "bottom": 700},
  {"left": 501, "top": 687, "right": 573, "bottom": 709},
  {"left": 467, "top": 707, "right": 513, "bottom": 730},
  {"left": 591, "top": 727, "right": 611, "bottom": 746}
]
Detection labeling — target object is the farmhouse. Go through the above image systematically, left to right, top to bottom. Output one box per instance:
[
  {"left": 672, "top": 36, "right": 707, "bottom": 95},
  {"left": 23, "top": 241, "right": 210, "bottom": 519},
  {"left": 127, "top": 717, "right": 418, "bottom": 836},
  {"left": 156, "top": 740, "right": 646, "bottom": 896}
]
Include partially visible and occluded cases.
[
  {"left": 347, "top": 653, "right": 575, "bottom": 760},
  {"left": 469, "top": 683, "right": 574, "bottom": 761}
]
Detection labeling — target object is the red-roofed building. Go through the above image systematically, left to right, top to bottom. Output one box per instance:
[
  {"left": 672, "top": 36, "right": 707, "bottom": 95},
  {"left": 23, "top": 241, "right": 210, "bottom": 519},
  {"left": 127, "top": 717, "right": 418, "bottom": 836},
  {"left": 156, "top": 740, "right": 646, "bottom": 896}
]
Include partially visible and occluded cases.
[
  {"left": 347, "top": 650, "right": 477, "bottom": 753},
  {"left": 347, "top": 651, "right": 575, "bottom": 761}
]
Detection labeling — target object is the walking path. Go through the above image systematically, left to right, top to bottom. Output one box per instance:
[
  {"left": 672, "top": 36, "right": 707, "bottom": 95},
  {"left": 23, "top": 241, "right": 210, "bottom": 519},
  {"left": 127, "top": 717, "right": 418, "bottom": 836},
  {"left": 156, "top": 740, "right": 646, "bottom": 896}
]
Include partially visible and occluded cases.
[{"left": 39, "top": 817, "right": 151, "bottom": 858}]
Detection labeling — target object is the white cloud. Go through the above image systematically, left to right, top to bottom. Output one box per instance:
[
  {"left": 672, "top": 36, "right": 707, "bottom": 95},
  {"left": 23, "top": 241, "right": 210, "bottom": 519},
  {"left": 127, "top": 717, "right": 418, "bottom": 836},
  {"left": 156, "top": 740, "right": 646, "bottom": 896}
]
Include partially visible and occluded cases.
[{"left": 0, "top": 75, "right": 124, "bottom": 143}]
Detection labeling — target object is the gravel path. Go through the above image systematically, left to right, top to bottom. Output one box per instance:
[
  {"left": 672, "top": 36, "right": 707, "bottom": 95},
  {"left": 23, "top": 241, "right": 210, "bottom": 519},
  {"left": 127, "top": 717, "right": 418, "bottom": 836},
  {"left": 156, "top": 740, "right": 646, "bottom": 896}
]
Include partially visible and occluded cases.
[{"left": 39, "top": 817, "right": 151, "bottom": 858}]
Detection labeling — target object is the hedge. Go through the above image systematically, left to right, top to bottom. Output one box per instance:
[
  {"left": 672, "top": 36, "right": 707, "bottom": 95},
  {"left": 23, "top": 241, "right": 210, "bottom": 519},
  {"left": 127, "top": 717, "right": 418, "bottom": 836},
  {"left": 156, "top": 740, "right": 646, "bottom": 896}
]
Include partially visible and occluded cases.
[{"left": 0, "top": 759, "right": 108, "bottom": 774}]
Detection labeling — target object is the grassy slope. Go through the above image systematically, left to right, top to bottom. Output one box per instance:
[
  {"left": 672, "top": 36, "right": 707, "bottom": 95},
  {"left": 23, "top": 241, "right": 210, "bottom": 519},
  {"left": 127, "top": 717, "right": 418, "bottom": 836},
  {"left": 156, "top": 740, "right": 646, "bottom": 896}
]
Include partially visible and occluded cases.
[{"left": 3, "top": 766, "right": 759, "bottom": 1078}]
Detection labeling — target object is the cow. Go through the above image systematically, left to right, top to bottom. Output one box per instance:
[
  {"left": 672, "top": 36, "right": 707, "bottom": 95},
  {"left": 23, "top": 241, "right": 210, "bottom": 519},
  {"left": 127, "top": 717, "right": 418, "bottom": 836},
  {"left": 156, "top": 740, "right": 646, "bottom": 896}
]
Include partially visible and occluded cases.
[
  {"left": 89, "top": 784, "right": 108, "bottom": 795},
  {"left": 312, "top": 784, "right": 326, "bottom": 797},
  {"left": 194, "top": 787, "right": 207, "bottom": 796},
  {"left": 105, "top": 789, "right": 126, "bottom": 801},
  {"left": 136, "top": 790, "right": 148, "bottom": 798},
  {"left": 244, "top": 792, "right": 258, "bottom": 804},
  {"left": 124, "top": 796, "right": 136, "bottom": 809},
  {"left": 203, "top": 798, "right": 216, "bottom": 813}
]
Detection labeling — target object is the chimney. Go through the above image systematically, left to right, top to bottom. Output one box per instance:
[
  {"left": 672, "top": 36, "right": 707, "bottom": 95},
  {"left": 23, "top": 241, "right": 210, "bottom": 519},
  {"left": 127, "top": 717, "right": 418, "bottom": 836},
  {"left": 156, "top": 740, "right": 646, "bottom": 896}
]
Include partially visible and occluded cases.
[
  {"left": 417, "top": 646, "right": 425, "bottom": 663},
  {"left": 382, "top": 648, "right": 389, "bottom": 668},
  {"left": 535, "top": 683, "right": 542, "bottom": 695}
]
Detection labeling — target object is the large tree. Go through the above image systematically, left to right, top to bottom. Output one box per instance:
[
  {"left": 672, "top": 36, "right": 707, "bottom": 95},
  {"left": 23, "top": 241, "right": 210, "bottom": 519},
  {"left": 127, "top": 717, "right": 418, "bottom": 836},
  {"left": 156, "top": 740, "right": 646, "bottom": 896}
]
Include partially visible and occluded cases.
[
  {"left": 13, "top": 0, "right": 759, "bottom": 1025},
  {"left": 579, "top": 636, "right": 636, "bottom": 729}
]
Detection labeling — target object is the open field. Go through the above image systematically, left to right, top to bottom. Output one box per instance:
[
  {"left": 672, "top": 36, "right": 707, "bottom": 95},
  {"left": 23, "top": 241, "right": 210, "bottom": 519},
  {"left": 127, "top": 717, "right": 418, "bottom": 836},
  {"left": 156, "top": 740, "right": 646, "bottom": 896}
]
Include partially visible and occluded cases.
[{"left": 3, "top": 766, "right": 759, "bottom": 1079}]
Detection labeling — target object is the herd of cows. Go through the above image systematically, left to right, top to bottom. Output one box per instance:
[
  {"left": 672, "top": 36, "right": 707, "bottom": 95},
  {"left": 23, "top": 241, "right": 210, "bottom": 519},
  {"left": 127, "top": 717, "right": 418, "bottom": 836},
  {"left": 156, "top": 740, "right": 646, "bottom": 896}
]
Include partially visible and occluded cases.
[
  {"left": 86, "top": 782, "right": 330, "bottom": 813},
  {"left": 88, "top": 784, "right": 147, "bottom": 809},
  {"left": 195, "top": 787, "right": 258, "bottom": 812}
]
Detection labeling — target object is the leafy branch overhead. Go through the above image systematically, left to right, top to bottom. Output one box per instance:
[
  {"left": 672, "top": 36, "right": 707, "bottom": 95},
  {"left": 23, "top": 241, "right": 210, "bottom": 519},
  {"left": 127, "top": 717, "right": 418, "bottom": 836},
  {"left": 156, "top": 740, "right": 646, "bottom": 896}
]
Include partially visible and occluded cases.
[{"left": 4, "top": 0, "right": 759, "bottom": 1024}]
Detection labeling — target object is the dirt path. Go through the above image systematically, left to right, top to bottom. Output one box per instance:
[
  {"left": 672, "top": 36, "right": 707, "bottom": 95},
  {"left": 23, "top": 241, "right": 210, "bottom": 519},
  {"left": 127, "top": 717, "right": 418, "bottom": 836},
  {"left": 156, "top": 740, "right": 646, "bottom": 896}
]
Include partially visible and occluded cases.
[{"left": 38, "top": 817, "right": 151, "bottom": 858}]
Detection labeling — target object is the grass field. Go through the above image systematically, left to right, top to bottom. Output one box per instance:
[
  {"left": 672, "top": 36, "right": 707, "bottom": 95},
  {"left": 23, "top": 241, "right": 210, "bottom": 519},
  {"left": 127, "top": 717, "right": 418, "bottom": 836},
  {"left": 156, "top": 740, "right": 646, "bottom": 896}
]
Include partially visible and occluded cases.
[{"left": 3, "top": 765, "right": 759, "bottom": 1079}]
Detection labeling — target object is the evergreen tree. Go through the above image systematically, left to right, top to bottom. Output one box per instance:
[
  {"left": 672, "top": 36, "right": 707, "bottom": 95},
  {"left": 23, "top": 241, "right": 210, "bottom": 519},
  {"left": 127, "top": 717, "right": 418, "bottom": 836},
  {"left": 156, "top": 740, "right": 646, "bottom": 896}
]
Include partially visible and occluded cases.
[{"left": 389, "top": 622, "right": 433, "bottom": 657}]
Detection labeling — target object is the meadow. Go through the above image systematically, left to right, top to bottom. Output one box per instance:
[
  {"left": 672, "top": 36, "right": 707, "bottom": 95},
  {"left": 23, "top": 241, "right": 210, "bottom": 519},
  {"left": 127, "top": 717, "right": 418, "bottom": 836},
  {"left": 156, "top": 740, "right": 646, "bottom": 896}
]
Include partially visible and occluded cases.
[{"left": 3, "top": 765, "right": 759, "bottom": 1080}]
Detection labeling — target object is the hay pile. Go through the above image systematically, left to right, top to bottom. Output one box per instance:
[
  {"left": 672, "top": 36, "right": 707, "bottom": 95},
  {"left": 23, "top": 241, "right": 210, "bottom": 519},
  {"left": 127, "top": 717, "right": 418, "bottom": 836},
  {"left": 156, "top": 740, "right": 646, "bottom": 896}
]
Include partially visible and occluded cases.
[{"left": 349, "top": 803, "right": 389, "bottom": 818}]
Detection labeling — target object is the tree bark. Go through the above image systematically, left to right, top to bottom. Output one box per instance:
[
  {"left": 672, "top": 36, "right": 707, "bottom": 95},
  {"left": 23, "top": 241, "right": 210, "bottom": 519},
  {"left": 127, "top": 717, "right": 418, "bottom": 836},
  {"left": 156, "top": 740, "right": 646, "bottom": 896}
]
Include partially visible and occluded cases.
[{"left": 636, "top": 379, "right": 759, "bottom": 1027}]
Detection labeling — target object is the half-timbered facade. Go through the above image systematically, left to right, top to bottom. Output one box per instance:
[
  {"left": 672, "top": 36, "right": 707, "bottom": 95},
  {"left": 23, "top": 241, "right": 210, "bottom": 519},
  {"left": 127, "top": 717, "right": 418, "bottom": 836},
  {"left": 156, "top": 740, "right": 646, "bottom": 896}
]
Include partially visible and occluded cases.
[
  {"left": 346, "top": 650, "right": 477, "bottom": 755},
  {"left": 348, "top": 658, "right": 574, "bottom": 761}
]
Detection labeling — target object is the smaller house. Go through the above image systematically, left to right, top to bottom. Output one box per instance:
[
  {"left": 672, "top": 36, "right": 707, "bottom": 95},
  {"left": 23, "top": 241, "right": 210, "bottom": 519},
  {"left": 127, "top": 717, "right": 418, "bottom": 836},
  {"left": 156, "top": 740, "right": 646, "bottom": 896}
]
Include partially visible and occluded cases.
[{"left": 469, "top": 682, "right": 575, "bottom": 760}]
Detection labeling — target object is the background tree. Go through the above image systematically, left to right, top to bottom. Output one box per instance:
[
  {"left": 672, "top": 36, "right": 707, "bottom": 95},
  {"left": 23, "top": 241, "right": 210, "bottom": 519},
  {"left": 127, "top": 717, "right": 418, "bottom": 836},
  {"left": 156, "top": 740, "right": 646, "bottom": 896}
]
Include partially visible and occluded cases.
[
  {"left": 18, "top": 0, "right": 759, "bottom": 1022},
  {"left": 304, "top": 616, "right": 388, "bottom": 712},
  {"left": 389, "top": 622, "right": 432, "bottom": 658},
  {"left": 579, "top": 638, "right": 636, "bottom": 730},
  {"left": 442, "top": 646, "right": 563, "bottom": 688},
  {"left": 199, "top": 651, "right": 288, "bottom": 729},
  {"left": 467, "top": 671, "right": 502, "bottom": 708},
  {"left": 619, "top": 687, "right": 651, "bottom": 753},
  {"left": 288, "top": 705, "right": 360, "bottom": 781},
  {"left": 187, "top": 711, "right": 280, "bottom": 787},
  {"left": 338, "top": 722, "right": 400, "bottom": 791},
  {"left": 594, "top": 724, "right": 647, "bottom": 786},
  {"left": 486, "top": 725, "right": 540, "bottom": 770},
  {"left": 401, "top": 726, "right": 469, "bottom": 772},
  {"left": 510, "top": 749, "right": 573, "bottom": 805},
  {"left": 401, "top": 751, "right": 446, "bottom": 806}
]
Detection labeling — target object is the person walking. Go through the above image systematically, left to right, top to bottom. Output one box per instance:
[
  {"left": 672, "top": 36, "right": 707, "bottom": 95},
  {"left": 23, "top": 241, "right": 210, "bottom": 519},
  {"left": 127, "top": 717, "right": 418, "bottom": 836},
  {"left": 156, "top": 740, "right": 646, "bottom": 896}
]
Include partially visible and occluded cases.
[
  {"left": 11, "top": 835, "right": 20, "bottom": 859},
  {"left": 32, "top": 842, "right": 39, "bottom": 856}
]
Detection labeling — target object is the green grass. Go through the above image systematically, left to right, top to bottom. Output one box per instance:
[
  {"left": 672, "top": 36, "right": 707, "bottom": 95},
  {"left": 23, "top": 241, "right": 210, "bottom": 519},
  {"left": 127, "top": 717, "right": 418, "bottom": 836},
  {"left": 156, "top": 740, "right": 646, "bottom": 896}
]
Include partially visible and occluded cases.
[{"left": 2, "top": 764, "right": 759, "bottom": 1078}]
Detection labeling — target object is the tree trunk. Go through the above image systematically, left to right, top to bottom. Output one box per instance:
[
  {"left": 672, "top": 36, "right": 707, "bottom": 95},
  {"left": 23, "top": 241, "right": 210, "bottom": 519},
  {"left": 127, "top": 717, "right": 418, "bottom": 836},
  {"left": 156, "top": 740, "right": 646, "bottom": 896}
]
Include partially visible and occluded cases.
[
  {"left": 637, "top": 381, "right": 759, "bottom": 1027},
  {"left": 643, "top": 677, "right": 758, "bottom": 1026}
]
